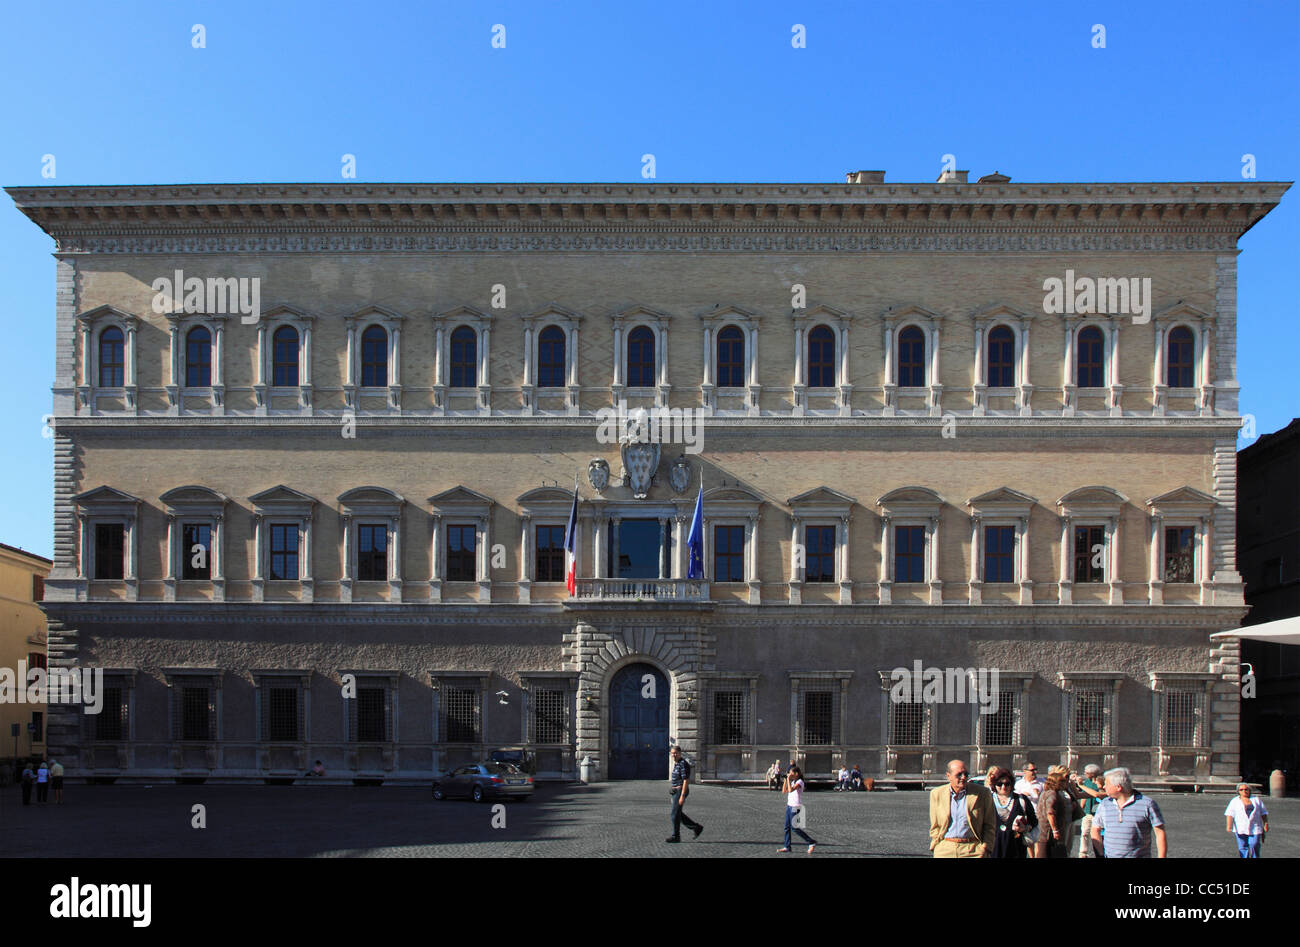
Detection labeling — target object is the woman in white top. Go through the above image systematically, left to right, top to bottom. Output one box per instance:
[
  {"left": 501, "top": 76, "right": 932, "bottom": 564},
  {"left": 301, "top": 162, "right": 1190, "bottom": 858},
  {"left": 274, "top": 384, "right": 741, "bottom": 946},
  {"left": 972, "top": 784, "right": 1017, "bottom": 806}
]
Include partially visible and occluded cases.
[
  {"left": 779, "top": 764, "right": 817, "bottom": 854},
  {"left": 1224, "top": 784, "right": 1269, "bottom": 858}
]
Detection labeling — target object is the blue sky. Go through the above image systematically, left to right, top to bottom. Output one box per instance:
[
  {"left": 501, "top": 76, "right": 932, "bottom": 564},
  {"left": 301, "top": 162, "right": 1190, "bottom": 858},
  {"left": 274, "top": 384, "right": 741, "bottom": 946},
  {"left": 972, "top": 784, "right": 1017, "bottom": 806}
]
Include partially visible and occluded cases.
[{"left": 1, "top": 0, "right": 1296, "bottom": 559}]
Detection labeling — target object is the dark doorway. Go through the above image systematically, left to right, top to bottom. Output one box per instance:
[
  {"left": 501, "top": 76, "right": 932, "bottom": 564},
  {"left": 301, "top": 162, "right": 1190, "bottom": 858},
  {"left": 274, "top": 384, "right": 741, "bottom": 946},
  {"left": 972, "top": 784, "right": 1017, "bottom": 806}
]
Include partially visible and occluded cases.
[
  {"left": 617, "top": 518, "right": 662, "bottom": 578},
  {"left": 608, "top": 663, "right": 669, "bottom": 779}
]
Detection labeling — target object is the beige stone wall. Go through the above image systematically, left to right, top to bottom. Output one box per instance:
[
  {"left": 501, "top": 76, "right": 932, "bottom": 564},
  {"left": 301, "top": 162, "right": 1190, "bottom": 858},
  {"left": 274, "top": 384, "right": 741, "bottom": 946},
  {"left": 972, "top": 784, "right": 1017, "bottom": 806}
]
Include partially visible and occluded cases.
[{"left": 67, "top": 252, "right": 1220, "bottom": 411}]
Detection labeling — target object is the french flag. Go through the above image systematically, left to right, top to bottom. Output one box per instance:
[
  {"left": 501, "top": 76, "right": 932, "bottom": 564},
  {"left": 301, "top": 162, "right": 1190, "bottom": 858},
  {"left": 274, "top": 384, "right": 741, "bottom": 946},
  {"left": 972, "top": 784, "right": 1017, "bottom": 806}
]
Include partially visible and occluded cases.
[{"left": 563, "top": 478, "right": 579, "bottom": 595}]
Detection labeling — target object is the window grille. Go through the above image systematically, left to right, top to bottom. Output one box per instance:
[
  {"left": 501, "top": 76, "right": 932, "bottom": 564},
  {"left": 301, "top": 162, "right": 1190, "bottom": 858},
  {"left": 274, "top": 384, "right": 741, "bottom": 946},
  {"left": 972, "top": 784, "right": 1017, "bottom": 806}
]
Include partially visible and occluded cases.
[
  {"left": 173, "top": 684, "right": 214, "bottom": 741},
  {"left": 95, "top": 685, "right": 126, "bottom": 741},
  {"left": 264, "top": 686, "right": 301, "bottom": 742},
  {"left": 353, "top": 686, "right": 390, "bottom": 742},
  {"left": 442, "top": 687, "right": 480, "bottom": 743},
  {"left": 530, "top": 688, "right": 567, "bottom": 744},
  {"left": 1071, "top": 688, "right": 1107, "bottom": 746},
  {"left": 712, "top": 690, "right": 748, "bottom": 745},
  {"left": 982, "top": 690, "right": 1017, "bottom": 745},
  {"left": 1163, "top": 690, "right": 1199, "bottom": 746},
  {"left": 802, "top": 691, "right": 833, "bottom": 745},
  {"left": 890, "top": 699, "right": 924, "bottom": 745}
]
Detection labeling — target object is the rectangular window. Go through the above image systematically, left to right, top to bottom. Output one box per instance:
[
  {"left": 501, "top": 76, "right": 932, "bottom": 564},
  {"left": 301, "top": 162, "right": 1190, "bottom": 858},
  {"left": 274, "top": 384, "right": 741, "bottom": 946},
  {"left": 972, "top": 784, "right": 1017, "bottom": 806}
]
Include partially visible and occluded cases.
[
  {"left": 93, "top": 523, "right": 125, "bottom": 580},
  {"left": 182, "top": 523, "right": 212, "bottom": 580},
  {"left": 269, "top": 524, "right": 299, "bottom": 581},
  {"left": 357, "top": 524, "right": 387, "bottom": 581},
  {"left": 446, "top": 524, "right": 477, "bottom": 582},
  {"left": 535, "top": 524, "right": 565, "bottom": 583},
  {"left": 713, "top": 525, "right": 745, "bottom": 583},
  {"left": 804, "top": 525, "right": 835, "bottom": 583},
  {"left": 894, "top": 525, "right": 925, "bottom": 583},
  {"left": 983, "top": 525, "right": 1015, "bottom": 583},
  {"left": 1073, "top": 525, "right": 1106, "bottom": 583},
  {"left": 1164, "top": 526, "right": 1196, "bottom": 583},
  {"left": 32, "top": 574, "right": 44, "bottom": 602},
  {"left": 27, "top": 651, "right": 47, "bottom": 671},
  {"left": 96, "top": 686, "right": 125, "bottom": 741},
  {"left": 181, "top": 686, "right": 212, "bottom": 741},
  {"left": 266, "top": 686, "right": 300, "bottom": 741},
  {"left": 356, "top": 686, "right": 388, "bottom": 742},
  {"left": 443, "top": 687, "right": 479, "bottom": 743},
  {"left": 532, "top": 688, "right": 566, "bottom": 744},
  {"left": 1071, "top": 689, "right": 1106, "bottom": 746},
  {"left": 983, "top": 690, "right": 1016, "bottom": 745},
  {"left": 1163, "top": 690, "right": 1198, "bottom": 746},
  {"left": 712, "top": 691, "right": 747, "bottom": 745},
  {"left": 803, "top": 691, "right": 833, "bottom": 745},
  {"left": 890, "top": 700, "right": 924, "bottom": 745},
  {"left": 31, "top": 711, "right": 43, "bottom": 743}
]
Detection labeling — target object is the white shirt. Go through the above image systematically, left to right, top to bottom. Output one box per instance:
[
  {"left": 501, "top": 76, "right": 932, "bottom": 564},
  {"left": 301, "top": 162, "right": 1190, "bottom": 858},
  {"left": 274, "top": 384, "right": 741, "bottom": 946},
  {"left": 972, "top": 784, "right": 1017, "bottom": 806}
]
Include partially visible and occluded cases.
[
  {"left": 1014, "top": 776, "right": 1045, "bottom": 802},
  {"left": 788, "top": 778, "right": 805, "bottom": 807},
  {"left": 1224, "top": 796, "right": 1268, "bottom": 835}
]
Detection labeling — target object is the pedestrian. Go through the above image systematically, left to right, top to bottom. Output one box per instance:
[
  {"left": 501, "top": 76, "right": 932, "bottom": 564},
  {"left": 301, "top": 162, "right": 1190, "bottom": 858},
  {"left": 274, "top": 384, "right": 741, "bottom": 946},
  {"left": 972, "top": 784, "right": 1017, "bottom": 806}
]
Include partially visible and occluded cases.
[
  {"left": 665, "top": 745, "right": 702, "bottom": 843},
  {"left": 50, "top": 759, "right": 64, "bottom": 804},
  {"left": 928, "top": 759, "right": 996, "bottom": 857},
  {"left": 36, "top": 760, "right": 50, "bottom": 804},
  {"left": 20, "top": 762, "right": 34, "bottom": 806},
  {"left": 1014, "top": 762, "right": 1045, "bottom": 804},
  {"left": 778, "top": 763, "right": 817, "bottom": 853},
  {"left": 1075, "top": 764, "right": 1105, "bottom": 857},
  {"left": 988, "top": 766, "right": 1037, "bottom": 859},
  {"left": 1035, "top": 767, "right": 1074, "bottom": 858},
  {"left": 1091, "top": 767, "right": 1167, "bottom": 858},
  {"left": 1224, "top": 783, "right": 1268, "bottom": 858}
]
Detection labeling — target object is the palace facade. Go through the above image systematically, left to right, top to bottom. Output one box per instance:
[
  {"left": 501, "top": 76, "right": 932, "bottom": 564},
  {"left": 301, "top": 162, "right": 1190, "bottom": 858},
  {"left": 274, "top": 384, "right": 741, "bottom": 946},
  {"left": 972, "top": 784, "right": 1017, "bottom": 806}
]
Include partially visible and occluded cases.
[{"left": 8, "top": 173, "right": 1287, "bottom": 785}]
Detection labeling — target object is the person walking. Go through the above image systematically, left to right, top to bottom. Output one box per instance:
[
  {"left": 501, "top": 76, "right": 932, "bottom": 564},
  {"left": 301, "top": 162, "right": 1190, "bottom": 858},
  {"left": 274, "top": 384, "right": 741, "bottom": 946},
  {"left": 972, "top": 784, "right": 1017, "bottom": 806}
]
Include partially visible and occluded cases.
[
  {"left": 665, "top": 745, "right": 702, "bottom": 843},
  {"left": 50, "top": 759, "right": 64, "bottom": 804},
  {"left": 928, "top": 759, "right": 997, "bottom": 857},
  {"left": 35, "top": 760, "right": 50, "bottom": 804},
  {"left": 20, "top": 762, "right": 34, "bottom": 806},
  {"left": 778, "top": 763, "right": 817, "bottom": 853},
  {"left": 1075, "top": 764, "right": 1105, "bottom": 857},
  {"left": 989, "top": 767, "right": 1037, "bottom": 859},
  {"left": 1035, "top": 767, "right": 1074, "bottom": 858},
  {"left": 1091, "top": 767, "right": 1167, "bottom": 858},
  {"left": 1224, "top": 783, "right": 1268, "bottom": 858}
]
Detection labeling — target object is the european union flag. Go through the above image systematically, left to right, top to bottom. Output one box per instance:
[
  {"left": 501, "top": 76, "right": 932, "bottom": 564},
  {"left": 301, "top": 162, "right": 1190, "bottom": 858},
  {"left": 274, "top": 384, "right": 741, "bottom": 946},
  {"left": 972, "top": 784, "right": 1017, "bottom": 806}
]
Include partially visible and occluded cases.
[{"left": 686, "top": 482, "right": 704, "bottom": 579}]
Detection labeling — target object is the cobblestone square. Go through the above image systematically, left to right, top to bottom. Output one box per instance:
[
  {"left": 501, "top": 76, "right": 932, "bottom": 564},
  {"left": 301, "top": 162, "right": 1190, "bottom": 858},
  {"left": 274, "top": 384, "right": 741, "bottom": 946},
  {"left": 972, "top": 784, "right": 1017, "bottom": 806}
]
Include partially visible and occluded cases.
[{"left": 3, "top": 782, "right": 1295, "bottom": 859}]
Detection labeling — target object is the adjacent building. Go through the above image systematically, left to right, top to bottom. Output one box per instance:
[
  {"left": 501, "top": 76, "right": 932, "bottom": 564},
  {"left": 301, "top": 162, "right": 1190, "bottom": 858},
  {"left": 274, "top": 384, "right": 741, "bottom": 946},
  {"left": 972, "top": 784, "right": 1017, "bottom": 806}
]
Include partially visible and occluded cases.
[
  {"left": 7, "top": 173, "right": 1287, "bottom": 785},
  {"left": 0, "top": 542, "right": 52, "bottom": 764}
]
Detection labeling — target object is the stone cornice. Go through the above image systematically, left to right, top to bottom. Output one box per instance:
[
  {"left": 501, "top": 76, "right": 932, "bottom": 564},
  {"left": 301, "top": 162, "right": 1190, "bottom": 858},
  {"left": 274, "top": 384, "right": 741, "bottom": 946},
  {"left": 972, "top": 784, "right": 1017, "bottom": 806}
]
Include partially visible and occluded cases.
[
  {"left": 7, "top": 181, "right": 1289, "bottom": 253},
  {"left": 38, "top": 600, "right": 1246, "bottom": 629}
]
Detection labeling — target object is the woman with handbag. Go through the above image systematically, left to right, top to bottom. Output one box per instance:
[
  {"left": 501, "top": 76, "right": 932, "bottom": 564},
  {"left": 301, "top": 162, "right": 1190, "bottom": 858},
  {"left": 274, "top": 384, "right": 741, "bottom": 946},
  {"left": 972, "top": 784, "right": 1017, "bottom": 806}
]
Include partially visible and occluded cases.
[
  {"left": 989, "top": 767, "right": 1038, "bottom": 858},
  {"left": 1035, "top": 767, "right": 1075, "bottom": 858}
]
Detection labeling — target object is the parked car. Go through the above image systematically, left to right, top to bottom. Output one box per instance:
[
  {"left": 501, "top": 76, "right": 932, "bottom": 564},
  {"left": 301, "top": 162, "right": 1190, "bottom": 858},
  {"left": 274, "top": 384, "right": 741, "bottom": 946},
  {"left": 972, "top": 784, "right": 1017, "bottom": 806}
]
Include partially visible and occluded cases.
[
  {"left": 489, "top": 747, "right": 536, "bottom": 774},
  {"left": 432, "top": 762, "right": 534, "bottom": 802}
]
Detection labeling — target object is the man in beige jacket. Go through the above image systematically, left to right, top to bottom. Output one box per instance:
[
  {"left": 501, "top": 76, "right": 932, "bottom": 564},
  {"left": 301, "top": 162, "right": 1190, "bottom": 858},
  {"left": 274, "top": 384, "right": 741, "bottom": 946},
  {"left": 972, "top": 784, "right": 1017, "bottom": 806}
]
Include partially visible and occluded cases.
[{"left": 929, "top": 759, "right": 997, "bottom": 857}]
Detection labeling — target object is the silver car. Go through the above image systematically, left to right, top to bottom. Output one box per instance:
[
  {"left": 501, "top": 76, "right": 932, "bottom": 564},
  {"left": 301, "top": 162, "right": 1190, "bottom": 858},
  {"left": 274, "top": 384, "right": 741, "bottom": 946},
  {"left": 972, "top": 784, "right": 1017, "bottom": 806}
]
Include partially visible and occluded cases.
[{"left": 432, "top": 761, "right": 534, "bottom": 803}]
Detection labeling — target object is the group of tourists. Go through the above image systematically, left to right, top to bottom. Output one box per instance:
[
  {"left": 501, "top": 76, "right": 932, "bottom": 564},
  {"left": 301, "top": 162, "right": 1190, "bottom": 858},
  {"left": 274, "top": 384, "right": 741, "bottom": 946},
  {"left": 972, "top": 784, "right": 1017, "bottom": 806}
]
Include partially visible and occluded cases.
[
  {"left": 18, "top": 758, "right": 64, "bottom": 805},
  {"left": 930, "top": 758, "right": 1269, "bottom": 858}
]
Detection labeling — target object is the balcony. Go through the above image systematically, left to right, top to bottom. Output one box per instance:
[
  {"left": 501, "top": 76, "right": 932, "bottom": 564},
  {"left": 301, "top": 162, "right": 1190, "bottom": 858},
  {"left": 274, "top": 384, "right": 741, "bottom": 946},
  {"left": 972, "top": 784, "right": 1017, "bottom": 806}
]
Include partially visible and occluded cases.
[{"left": 570, "top": 578, "right": 710, "bottom": 603}]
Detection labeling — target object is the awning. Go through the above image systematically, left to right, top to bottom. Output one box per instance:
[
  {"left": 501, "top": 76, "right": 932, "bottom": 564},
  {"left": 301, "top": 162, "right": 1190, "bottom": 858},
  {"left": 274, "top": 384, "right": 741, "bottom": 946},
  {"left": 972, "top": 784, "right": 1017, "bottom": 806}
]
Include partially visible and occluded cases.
[{"left": 1211, "top": 614, "right": 1300, "bottom": 646}]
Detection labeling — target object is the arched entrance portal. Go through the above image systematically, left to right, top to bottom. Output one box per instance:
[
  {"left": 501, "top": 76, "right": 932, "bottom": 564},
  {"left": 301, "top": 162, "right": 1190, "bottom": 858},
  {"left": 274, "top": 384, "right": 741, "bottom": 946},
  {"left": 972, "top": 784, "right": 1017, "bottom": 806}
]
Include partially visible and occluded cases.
[{"left": 608, "top": 663, "right": 669, "bottom": 779}]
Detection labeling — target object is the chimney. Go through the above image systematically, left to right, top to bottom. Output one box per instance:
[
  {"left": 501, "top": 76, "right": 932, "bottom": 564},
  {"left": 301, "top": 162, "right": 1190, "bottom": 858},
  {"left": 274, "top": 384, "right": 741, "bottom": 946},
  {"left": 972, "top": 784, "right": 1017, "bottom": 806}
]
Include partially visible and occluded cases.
[
  {"left": 936, "top": 169, "right": 969, "bottom": 184},
  {"left": 846, "top": 170, "right": 886, "bottom": 184},
  {"left": 977, "top": 171, "right": 1011, "bottom": 184}
]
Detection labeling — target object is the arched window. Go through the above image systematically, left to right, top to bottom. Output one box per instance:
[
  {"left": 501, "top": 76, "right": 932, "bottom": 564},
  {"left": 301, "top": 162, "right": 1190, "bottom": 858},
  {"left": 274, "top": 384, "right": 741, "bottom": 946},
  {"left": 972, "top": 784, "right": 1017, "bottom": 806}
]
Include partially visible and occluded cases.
[
  {"left": 360, "top": 325, "right": 387, "bottom": 387},
  {"left": 537, "top": 325, "right": 565, "bottom": 388},
  {"left": 716, "top": 325, "right": 745, "bottom": 388},
  {"left": 807, "top": 325, "right": 835, "bottom": 388},
  {"left": 987, "top": 325, "right": 1015, "bottom": 388},
  {"left": 185, "top": 326, "right": 211, "bottom": 388},
  {"left": 272, "top": 326, "right": 299, "bottom": 387},
  {"left": 450, "top": 326, "right": 477, "bottom": 388},
  {"left": 627, "top": 326, "right": 655, "bottom": 387},
  {"left": 898, "top": 326, "right": 926, "bottom": 388},
  {"left": 1076, "top": 326, "right": 1105, "bottom": 388},
  {"left": 1167, "top": 326, "right": 1195, "bottom": 388},
  {"left": 99, "top": 327, "right": 124, "bottom": 387}
]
